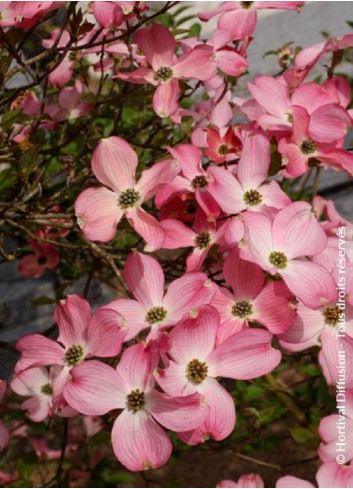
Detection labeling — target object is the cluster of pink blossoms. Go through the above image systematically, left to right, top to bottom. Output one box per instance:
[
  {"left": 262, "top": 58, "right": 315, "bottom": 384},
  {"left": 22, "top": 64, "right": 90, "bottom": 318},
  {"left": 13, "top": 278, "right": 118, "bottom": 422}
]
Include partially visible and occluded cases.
[{"left": 2, "top": 0, "right": 353, "bottom": 484}]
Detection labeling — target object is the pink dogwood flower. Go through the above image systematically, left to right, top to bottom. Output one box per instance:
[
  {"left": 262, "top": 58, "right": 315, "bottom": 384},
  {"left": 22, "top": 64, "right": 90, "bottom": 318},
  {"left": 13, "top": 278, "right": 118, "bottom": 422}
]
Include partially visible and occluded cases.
[
  {"left": 90, "top": 1, "right": 124, "bottom": 28},
  {"left": 0, "top": 2, "right": 65, "bottom": 29},
  {"left": 90, "top": 2, "right": 145, "bottom": 28},
  {"left": 199, "top": 2, "right": 304, "bottom": 40},
  {"left": 117, "top": 22, "right": 216, "bottom": 117},
  {"left": 179, "top": 30, "right": 248, "bottom": 79},
  {"left": 284, "top": 34, "right": 353, "bottom": 88},
  {"left": 247, "top": 76, "right": 351, "bottom": 136},
  {"left": 45, "top": 81, "right": 92, "bottom": 122},
  {"left": 191, "top": 85, "right": 234, "bottom": 148},
  {"left": 11, "top": 90, "right": 40, "bottom": 115},
  {"left": 279, "top": 105, "right": 353, "bottom": 178},
  {"left": 205, "top": 126, "right": 242, "bottom": 164},
  {"left": 208, "top": 132, "right": 291, "bottom": 213},
  {"left": 75, "top": 136, "right": 177, "bottom": 249},
  {"left": 156, "top": 143, "right": 259, "bottom": 220},
  {"left": 156, "top": 144, "right": 221, "bottom": 219},
  {"left": 158, "top": 193, "right": 196, "bottom": 222},
  {"left": 313, "top": 196, "right": 353, "bottom": 244},
  {"left": 242, "top": 201, "right": 336, "bottom": 309},
  {"left": 160, "top": 210, "right": 224, "bottom": 272},
  {"left": 18, "top": 236, "right": 60, "bottom": 279},
  {"left": 311, "top": 236, "right": 352, "bottom": 275},
  {"left": 212, "top": 247, "right": 297, "bottom": 343},
  {"left": 102, "top": 250, "right": 217, "bottom": 341},
  {"left": 278, "top": 293, "right": 353, "bottom": 388},
  {"left": 15, "top": 295, "right": 126, "bottom": 395},
  {"left": 155, "top": 305, "right": 281, "bottom": 444},
  {"left": 64, "top": 342, "right": 208, "bottom": 471},
  {"left": 10, "top": 367, "right": 75, "bottom": 422},
  {"left": 0, "top": 381, "right": 9, "bottom": 450},
  {"left": 318, "top": 389, "right": 353, "bottom": 463},
  {"left": 30, "top": 437, "right": 62, "bottom": 460},
  {"left": 276, "top": 461, "right": 353, "bottom": 488},
  {"left": 0, "top": 471, "right": 20, "bottom": 486},
  {"left": 217, "top": 474, "right": 264, "bottom": 488}
]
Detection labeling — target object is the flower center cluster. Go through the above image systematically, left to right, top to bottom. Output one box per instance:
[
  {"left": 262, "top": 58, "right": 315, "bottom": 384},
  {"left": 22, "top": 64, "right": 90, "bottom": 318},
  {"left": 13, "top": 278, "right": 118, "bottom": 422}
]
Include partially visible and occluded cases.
[
  {"left": 241, "top": 1, "right": 254, "bottom": 8},
  {"left": 154, "top": 66, "right": 173, "bottom": 82},
  {"left": 300, "top": 139, "right": 317, "bottom": 155},
  {"left": 218, "top": 144, "right": 229, "bottom": 155},
  {"left": 191, "top": 175, "right": 208, "bottom": 189},
  {"left": 118, "top": 188, "right": 140, "bottom": 209},
  {"left": 244, "top": 189, "right": 262, "bottom": 206},
  {"left": 195, "top": 231, "right": 212, "bottom": 249},
  {"left": 269, "top": 251, "right": 288, "bottom": 269},
  {"left": 37, "top": 256, "right": 47, "bottom": 265},
  {"left": 231, "top": 300, "right": 253, "bottom": 318},
  {"left": 145, "top": 306, "right": 168, "bottom": 324},
  {"left": 323, "top": 306, "right": 341, "bottom": 326},
  {"left": 65, "top": 344, "right": 84, "bottom": 366},
  {"left": 187, "top": 358, "right": 208, "bottom": 384},
  {"left": 40, "top": 383, "right": 53, "bottom": 396},
  {"left": 126, "top": 389, "right": 145, "bottom": 412}
]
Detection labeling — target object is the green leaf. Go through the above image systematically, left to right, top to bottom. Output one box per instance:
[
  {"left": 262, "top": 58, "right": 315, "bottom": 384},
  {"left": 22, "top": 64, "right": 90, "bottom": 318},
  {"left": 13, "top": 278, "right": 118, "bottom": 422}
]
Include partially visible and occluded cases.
[
  {"left": 174, "top": 5, "right": 190, "bottom": 17},
  {"left": 176, "top": 15, "right": 197, "bottom": 27},
  {"left": 189, "top": 23, "right": 201, "bottom": 38},
  {"left": 263, "top": 50, "right": 278, "bottom": 58},
  {"left": 0, "top": 109, "right": 29, "bottom": 131},
  {"left": 19, "top": 147, "right": 38, "bottom": 175},
  {"left": 269, "top": 150, "right": 283, "bottom": 176},
  {"left": 242, "top": 384, "right": 264, "bottom": 402},
  {"left": 243, "top": 406, "right": 261, "bottom": 418},
  {"left": 289, "top": 427, "right": 318, "bottom": 450},
  {"left": 88, "top": 430, "right": 111, "bottom": 449},
  {"left": 17, "top": 458, "right": 36, "bottom": 480},
  {"left": 100, "top": 467, "right": 134, "bottom": 484},
  {"left": 9, "top": 481, "right": 31, "bottom": 488}
]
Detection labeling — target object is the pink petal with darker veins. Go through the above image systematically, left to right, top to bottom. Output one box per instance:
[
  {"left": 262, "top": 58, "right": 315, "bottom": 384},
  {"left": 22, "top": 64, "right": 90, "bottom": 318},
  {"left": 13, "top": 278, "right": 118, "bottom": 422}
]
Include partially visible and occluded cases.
[
  {"left": 218, "top": 8, "right": 257, "bottom": 40},
  {"left": 134, "top": 23, "right": 176, "bottom": 71},
  {"left": 173, "top": 46, "right": 216, "bottom": 81},
  {"left": 247, "top": 75, "right": 290, "bottom": 118},
  {"left": 152, "top": 79, "right": 180, "bottom": 117},
  {"left": 237, "top": 133, "right": 270, "bottom": 190},
  {"left": 91, "top": 136, "right": 138, "bottom": 192},
  {"left": 75, "top": 187, "right": 123, "bottom": 242},
  {"left": 272, "top": 201, "right": 327, "bottom": 259},
  {"left": 127, "top": 206, "right": 165, "bottom": 251},
  {"left": 123, "top": 251, "right": 164, "bottom": 308},
  {"left": 282, "top": 260, "right": 336, "bottom": 310},
  {"left": 163, "top": 274, "right": 217, "bottom": 322},
  {"left": 55, "top": 294, "right": 91, "bottom": 348},
  {"left": 86, "top": 308, "right": 126, "bottom": 357},
  {"left": 207, "top": 329, "right": 281, "bottom": 379},
  {"left": 16, "top": 335, "right": 64, "bottom": 372},
  {"left": 115, "top": 342, "right": 153, "bottom": 392},
  {"left": 64, "top": 360, "right": 126, "bottom": 415},
  {"left": 178, "top": 378, "right": 235, "bottom": 444},
  {"left": 148, "top": 391, "right": 208, "bottom": 432},
  {"left": 111, "top": 409, "right": 172, "bottom": 472}
]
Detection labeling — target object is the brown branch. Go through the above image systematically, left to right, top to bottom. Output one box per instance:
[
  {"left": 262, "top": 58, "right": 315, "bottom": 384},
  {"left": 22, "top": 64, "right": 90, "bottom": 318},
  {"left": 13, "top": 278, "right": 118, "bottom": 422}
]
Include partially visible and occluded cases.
[
  {"left": 80, "top": 236, "right": 132, "bottom": 297},
  {"left": 0, "top": 340, "right": 16, "bottom": 352}
]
